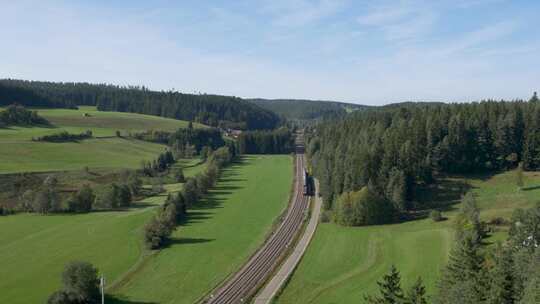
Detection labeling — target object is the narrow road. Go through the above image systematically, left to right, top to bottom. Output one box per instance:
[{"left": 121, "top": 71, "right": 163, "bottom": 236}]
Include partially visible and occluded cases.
[
  {"left": 205, "top": 140, "right": 309, "bottom": 304},
  {"left": 253, "top": 179, "right": 322, "bottom": 304}
]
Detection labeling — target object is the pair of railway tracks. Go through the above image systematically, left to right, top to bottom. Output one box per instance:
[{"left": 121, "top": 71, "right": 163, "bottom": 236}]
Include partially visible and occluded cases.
[{"left": 206, "top": 151, "right": 309, "bottom": 304}]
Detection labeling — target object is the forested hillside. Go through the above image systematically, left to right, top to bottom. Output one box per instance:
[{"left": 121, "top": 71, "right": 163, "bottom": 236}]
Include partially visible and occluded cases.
[
  {"left": 0, "top": 79, "right": 280, "bottom": 130},
  {"left": 308, "top": 94, "right": 540, "bottom": 214},
  {"left": 249, "top": 98, "right": 367, "bottom": 121}
]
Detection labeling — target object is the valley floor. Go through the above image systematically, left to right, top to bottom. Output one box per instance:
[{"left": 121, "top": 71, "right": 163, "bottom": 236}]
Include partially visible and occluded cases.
[{"left": 109, "top": 155, "right": 293, "bottom": 304}]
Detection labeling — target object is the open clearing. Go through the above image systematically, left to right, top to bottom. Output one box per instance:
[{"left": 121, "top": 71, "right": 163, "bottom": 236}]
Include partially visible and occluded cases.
[
  {"left": 0, "top": 106, "right": 204, "bottom": 173},
  {"left": 111, "top": 155, "right": 293, "bottom": 304},
  {"left": 0, "top": 159, "right": 205, "bottom": 304},
  {"left": 276, "top": 170, "right": 540, "bottom": 304}
]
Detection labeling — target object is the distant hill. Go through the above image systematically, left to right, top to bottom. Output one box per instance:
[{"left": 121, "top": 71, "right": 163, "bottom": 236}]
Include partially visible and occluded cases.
[
  {"left": 0, "top": 79, "right": 280, "bottom": 130},
  {"left": 248, "top": 98, "right": 368, "bottom": 121},
  {"left": 381, "top": 101, "right": 447, "bottom": 109}
]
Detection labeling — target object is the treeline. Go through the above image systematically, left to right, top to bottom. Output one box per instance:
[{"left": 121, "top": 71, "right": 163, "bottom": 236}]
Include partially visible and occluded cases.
[
  {"left": 0, "top": 79, "right": 281, "bottom": 130},
  {"left": 0, "top": 81, "right": 76, "bottom": 108},
  {"left": 308, "top": 94, "right": 540, "bottom": 222},
  {"left": 0, "top": 104, "right": 49, "bottom": 127},
  {"left": 170, "top": 127, "right": 225, "bottom": 156},
  {"left": 237, "top": 128, "right": 294, "bottom": 154},
  {"left": 33, "top": 130, "right": 93, "bottom": 142},
  {"left": 144, "top": 146, "right": 235, "bottom": 249},
  {"left": 141, "top": 150, "right": 175, "bottom": 177},
  {"left": 16, "top": 173, "right": 141, "bottom": 214}
]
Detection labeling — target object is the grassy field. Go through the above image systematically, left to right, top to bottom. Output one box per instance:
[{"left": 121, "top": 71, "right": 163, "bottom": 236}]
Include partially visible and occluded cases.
[
  {"left": 0, "top": 106, "right": 204, "bottom": 174},
  {"left": 110, "top": 155, "right": 293, "bottom": 304},
  {"left": 0, "top": 159, "right": 205, "bottom": 304},
  {"left": 276, "top": 170, "right": 540, "bottom": 304}
]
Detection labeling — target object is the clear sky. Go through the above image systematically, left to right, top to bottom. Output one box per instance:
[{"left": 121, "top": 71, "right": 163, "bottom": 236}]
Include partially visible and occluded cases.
[{"left": 1, "top": 0, "right": 539, "bottom": 105}]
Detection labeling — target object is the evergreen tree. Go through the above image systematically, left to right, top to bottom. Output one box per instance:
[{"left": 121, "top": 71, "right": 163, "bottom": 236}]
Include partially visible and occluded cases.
[
  {"left": 437, "top": 233, "right": 487, "bottom": 304},
  {"left": 486, "top": 245, "right": 515, "bottom": 304},
  {"left": 365, "top": 265, "right": 405, "bottom": 304},
  {"left": 407, "top": 277, "right": 427, "bottom": 304}
]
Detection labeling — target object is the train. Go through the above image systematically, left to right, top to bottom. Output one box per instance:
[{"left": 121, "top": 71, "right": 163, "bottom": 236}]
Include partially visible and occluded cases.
[{"left": 303, "top": 169, "right": 314, "bottom": 196}]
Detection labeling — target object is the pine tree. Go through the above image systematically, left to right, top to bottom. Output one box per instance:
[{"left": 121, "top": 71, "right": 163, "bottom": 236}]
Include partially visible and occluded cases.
[
  {"left": 529, "top": 92, "right": 539, "bottom": 103},
  {"left": 437, "top": 233, "right": 487, "bottom": 304},
  {"left": 486, "top": 245, "right": 515, "bottom": 304},
  {"left": 365, "top": 265, "right": 405, "bottom": 304},
  {"left": 407, "top": 277, "right": 427, "bottom": 304}
]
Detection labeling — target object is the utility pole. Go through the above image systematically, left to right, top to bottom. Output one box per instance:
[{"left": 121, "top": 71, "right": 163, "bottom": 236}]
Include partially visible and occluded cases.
[{"left": 100, "top": 276, "right": 105, "bottom": 304}]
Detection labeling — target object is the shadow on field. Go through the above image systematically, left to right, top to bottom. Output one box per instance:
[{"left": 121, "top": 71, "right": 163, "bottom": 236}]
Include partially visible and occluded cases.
[
  {"left": 175, "top": 157, "right": 249, "bottom": 227},
  {"left": 411, "top": 177, "right": 473, "bottom": 220},
  {"left": 522, "top": 185, "right": 540, "bottom": 191},
  {"left": 166, "top": 237, "right": 214, "bottom": 247},
  {"left": 105, "top": 295, "right": 157, "bottom": 304}
]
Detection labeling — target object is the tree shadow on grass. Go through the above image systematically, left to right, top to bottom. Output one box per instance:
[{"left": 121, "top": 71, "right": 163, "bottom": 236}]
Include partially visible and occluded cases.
[
  {"left": 409, "top": 177, "right": 473, "bottom": 221},
  {"left": 522, "top": 185, "right": 540, "bottom": 191},
  {"left": 164, "top": 237, "right": 214, "bottom": 248},
  {"left": 105, "top": 295, "right": 158, "bottom": 304}
]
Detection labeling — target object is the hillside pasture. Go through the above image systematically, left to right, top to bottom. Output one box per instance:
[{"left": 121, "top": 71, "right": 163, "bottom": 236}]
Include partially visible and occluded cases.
[{"left": 0, "top": 106, "right": 206, "bottom": 174}]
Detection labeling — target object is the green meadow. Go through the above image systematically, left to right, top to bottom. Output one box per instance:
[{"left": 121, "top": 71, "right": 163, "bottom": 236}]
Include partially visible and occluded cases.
[{"left": 276, "top": 170, "right": 540, "bottom": 304}]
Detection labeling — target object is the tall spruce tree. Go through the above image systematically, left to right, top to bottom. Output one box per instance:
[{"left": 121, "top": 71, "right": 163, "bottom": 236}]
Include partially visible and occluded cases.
[{"left": 365, "top": 265, "right": 405, "bottom": 304}]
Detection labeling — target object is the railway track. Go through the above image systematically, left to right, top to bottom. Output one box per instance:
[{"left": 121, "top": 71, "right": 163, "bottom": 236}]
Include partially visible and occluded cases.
[{"left": 206, "top": 144, "right": 309, "bottom": 304}]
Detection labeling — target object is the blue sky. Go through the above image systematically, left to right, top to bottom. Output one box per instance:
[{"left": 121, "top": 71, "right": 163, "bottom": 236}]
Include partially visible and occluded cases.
[{"left": 1, "top": 0, "right": 539, "bottom": 105}]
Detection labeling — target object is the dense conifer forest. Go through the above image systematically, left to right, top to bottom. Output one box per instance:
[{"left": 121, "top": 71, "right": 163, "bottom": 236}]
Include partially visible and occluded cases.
[
  {"left": 0, "top": 79, "right": 280, "bottom": 130},
  {"left": 308, "top": 94, "right": 540, "bottom": 217},
  {"left": 237, "top": 128, "right": 294, "bottom": 154}
]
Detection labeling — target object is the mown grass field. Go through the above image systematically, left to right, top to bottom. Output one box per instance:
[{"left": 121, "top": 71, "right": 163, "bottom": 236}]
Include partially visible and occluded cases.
[
  {"left": 0, "top": 106, "right": 203, "bottom": 173},
  {"left": 111, "top": 155, "right": 293, "bottom": 304},
  {"left": 0, "top": 159, "right": 205, "bottom": 304},
  {"left": 276, "top": 170, "right": 540, "bottom": 304}
]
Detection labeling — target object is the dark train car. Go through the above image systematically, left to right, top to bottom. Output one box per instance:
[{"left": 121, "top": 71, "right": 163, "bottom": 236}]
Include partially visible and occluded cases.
[{"left": 303, "top": 170, "right": 314, "bottom": 196}]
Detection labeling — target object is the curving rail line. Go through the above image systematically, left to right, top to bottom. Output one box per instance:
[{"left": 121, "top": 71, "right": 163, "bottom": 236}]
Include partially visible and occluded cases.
[{"left": 206, "top": 145, "right": 309, "bottom": 304}]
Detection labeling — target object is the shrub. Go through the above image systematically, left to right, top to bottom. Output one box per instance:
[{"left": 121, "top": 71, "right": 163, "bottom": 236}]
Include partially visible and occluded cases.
[
  {"left": 334, "top": 187, "right": 395, "bottom": 226},
  {"left": 430, "top": 210, "right": 443, "bottom": 222},
  {"left": 48, "top": 261, "right": 100, "bottom": 304}
]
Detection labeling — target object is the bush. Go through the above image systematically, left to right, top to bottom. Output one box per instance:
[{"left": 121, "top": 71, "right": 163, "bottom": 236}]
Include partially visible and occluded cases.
[
  {"left": 35, "top": 130, "right": 92, "bottom": 142},
  {"left": 174, "top": 168, "right": 185, "bottom": 183},
  {"left": 94, "top": 183, "right": 131, "bottom": 209},
  {"left": 67, "top": 185, "right": 95, "bottom": 213},
  {"left": 334, "top": 187, "right": 395, "bottom": 226},
  {"left": 144, "top": 204, "right": 177, "bottom": 249},
  {"left": 320, "top": 210, "right": 331, "bottom": 223},
  {"left": 430, "top": 210, "right": 443, "bottom": 222},
  {"left": 48, "top": 261, "right": 100, "bottom": 304}
]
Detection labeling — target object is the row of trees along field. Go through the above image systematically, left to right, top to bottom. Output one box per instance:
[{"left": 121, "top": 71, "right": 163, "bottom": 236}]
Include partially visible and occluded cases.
[
  {"left": 0, "top": 79, "right": 281, "bottom": 129},
  {"left": 307, "top": 93, "right": 540, "bottom": 223},
  {"left": 237, "top": 128, "right": 294, "bottom": 154},
  {"left": 144, "top": 146, "right": 235, "bottom": 249},
  {"left": 15, "top": 173, "right": 141, "bottom": 214},
  {"left": 364, "top": 197, "right": 540, "bottom": 304}
]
